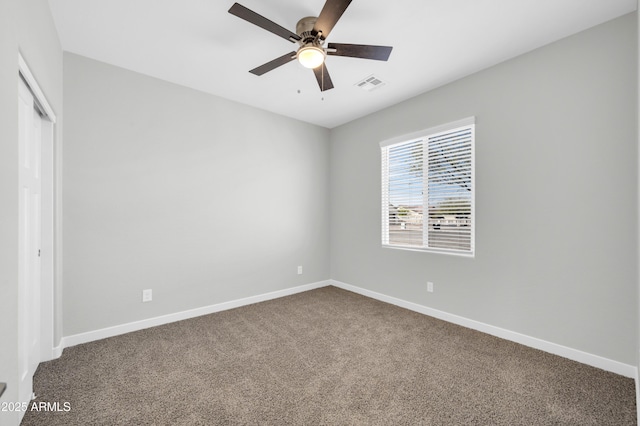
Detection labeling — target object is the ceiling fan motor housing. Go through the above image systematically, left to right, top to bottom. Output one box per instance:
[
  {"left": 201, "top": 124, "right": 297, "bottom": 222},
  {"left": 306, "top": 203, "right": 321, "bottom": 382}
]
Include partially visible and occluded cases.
[{"left": 296, "top": 16, "right": 322, "bottom": 45}]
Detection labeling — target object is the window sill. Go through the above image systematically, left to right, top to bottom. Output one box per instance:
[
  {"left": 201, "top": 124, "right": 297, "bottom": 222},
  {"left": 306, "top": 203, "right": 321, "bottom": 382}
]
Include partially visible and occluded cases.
[{"left": 382, "top": 244, "right": 474, "bottom": 258}]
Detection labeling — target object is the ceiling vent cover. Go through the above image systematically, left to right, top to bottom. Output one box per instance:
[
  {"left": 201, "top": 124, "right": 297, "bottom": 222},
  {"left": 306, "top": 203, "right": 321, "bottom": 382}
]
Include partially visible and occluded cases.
[{"left": 355, "top": 74, "right": 386, "bottom": 91}]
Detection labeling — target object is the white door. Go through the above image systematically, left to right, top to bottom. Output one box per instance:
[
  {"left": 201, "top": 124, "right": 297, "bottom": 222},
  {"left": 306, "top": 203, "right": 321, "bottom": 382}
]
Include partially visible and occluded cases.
[{"left": 18, "top": 77, "right": 42, "bottom": 406}]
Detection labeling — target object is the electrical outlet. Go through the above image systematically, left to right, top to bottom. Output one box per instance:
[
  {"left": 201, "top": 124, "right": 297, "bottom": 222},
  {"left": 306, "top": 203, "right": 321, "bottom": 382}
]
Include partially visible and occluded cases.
[
  {"left": 297, "top": 266, "right": 303, "bottom": 275},
  {"left": 427, "top": 282, "right": 434, "bottom": 293},
  {"left": 142, "top": 289, "right": 152, "bottom": 302}
]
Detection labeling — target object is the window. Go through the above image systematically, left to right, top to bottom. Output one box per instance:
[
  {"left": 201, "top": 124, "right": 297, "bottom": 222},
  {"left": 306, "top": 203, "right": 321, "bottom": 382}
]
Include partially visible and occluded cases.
[{"left": 380, "top": 118, "right": 475, "bottom": 256}]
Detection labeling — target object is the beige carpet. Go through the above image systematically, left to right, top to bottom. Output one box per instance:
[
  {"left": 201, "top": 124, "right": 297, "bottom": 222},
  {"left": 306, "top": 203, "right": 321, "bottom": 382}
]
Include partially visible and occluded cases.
[{"left": 22, "top": 286, "right": 636, "bottom": 425}]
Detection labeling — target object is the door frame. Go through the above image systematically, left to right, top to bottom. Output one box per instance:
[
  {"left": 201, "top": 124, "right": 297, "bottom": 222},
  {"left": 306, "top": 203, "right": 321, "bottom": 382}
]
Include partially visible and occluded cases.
[{"left": 18, "top": 53, "right": 60, "bottom": 362}]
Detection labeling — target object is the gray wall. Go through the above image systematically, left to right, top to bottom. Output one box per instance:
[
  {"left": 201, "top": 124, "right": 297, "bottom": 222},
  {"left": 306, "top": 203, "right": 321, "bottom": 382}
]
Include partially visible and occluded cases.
[
  {"left": 0, "top": 0, "right": 63, "bottom": 423},
  {"left": 329, "top": 14, "right": 638, "bottom": 364},
  {"left": 62, "top": 53, "right": 330, "bottom": 336}
]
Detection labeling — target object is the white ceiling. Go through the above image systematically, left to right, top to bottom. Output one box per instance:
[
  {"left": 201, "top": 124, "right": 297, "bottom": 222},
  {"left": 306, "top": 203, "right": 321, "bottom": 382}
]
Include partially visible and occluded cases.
[{"left": 48, "top": 0, "right": 636, "bottom": 128}]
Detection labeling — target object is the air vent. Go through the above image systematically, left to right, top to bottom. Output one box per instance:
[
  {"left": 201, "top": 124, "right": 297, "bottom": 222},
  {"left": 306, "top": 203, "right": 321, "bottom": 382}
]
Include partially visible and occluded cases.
[{"left": 355, "top": 74, "right": 386, "bottom": 91}]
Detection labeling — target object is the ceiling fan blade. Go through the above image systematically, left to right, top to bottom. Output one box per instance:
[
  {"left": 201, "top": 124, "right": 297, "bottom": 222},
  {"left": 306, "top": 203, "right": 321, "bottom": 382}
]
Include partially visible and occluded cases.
[
  {"left": 313, "top": 0, "right": 352, "bottom": 39},
  {"left": 228, "top": 3, "right": 301, "bottom": 43},
  {"left": 327, "top": 43, "right": 393, "bottom": 61},
  {"left": 249, "top": 52, "right": 297, "bottom": 76},
  {"left": 312, "top": 63, "right": 334, "bottom": 92}
]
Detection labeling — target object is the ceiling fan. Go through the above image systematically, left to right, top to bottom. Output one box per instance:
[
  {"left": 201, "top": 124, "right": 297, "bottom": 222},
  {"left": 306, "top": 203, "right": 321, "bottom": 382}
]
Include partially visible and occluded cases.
[{"left": 228, "top": 0, "right": 393, "bottom": 92}]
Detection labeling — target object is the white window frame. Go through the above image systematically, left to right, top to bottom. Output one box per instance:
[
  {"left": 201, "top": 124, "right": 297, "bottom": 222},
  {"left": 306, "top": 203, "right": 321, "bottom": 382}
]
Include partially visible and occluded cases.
[{"left": 380, "top": 117, "right": 475, "bottom": 257}]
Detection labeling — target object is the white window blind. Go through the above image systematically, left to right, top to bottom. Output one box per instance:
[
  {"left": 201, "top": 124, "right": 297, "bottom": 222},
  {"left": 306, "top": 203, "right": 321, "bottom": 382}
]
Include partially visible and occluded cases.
[{"left": 380, "top": 118, "right": 474, "bottom": 256}]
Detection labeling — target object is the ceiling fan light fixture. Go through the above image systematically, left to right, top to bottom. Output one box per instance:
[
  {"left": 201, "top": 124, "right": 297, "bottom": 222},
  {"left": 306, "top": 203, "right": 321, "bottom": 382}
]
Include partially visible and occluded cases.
[{"left": 297, "top": 45, "right": 326, "bottom": 69}]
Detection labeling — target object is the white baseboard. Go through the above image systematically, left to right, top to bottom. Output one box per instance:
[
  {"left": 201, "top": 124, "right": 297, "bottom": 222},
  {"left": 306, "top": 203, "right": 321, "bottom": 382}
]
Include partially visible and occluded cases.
[
  {"left": 57, "top": 277, "right": 636, "bottom": 380},
  {"left": 330, "top": 279, "right": 637, "bottom": 378},
  {"left": 61, "top": 280, "right": 331, "bottom": 349},
  {"left": 40, "top": 344, "right": 63, "bottom": 362},
  {"left": 52, "top": 344, "right": 63, "bottom": 360}
]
